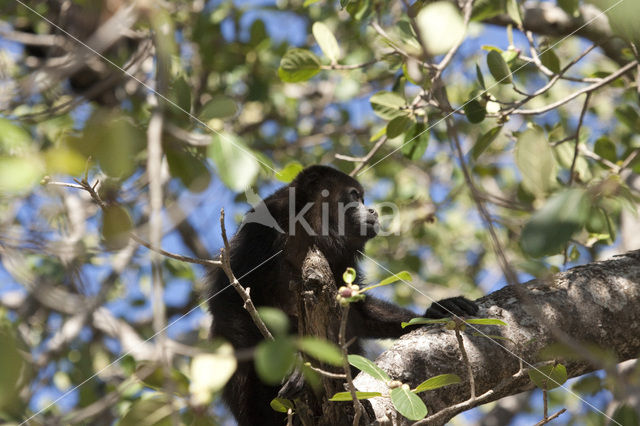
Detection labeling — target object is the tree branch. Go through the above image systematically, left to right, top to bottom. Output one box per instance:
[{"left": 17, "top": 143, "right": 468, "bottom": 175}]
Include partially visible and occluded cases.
[{"left": 354, "top": 250, "right": 640, "bottom": 425}]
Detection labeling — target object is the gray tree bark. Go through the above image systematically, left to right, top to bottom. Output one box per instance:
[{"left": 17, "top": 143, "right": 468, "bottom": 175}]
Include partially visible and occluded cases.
[{"left": 353, "top": 250, "right": 640, "bottom": 425}]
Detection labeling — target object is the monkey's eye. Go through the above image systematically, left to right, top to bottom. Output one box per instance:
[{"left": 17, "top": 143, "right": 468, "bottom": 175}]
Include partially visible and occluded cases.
[{"left": 349, "top": 188, "right": 361, "bottom": 201}]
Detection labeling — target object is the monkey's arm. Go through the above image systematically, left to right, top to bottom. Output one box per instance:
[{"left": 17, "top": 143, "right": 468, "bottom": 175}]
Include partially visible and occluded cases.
[
  {"left": 350, "top": 296, "right": 478, "bottom": 339},
  {"left": 349, "top": 297, "right": 417, "bottom": 339}
]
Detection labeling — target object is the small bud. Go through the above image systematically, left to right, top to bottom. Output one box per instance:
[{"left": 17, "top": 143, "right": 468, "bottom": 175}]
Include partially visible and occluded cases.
[
  {"left": 338, "top": 286, "right": 353, "bottom": 298},
  {"left": 388, "top": 380, "right": 403, "bottom": 389}
]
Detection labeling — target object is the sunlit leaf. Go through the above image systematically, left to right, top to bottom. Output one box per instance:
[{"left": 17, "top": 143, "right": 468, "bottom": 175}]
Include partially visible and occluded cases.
[
  {"left": 415, "top": 1, "right": 465, "bottom": 55},
  {"left": 312, "top": 22, "right": 341, "bottom": 62},
  {"left": 370, "top": 91, "right": 408, "bottom": 120},
  {"left": 0, "top": 118, "right": 31, "bottom": 154},
  {"left": 515, "top": 128, "right": 556, "bottom": 196},
  {"left": 208, "top": 133, "right": 260, "bottom": 191},
  {"left": 0, "top": 156, "right": 44, "bottom": 194},
  {"left": 276, "top": 162, "right": 304, "bottom": 183},
  {"left": 258, "top": 307, "right": 290, "bottom": 337},
  {"left": 401, "top": 317, "right": 448, "bottom": 328},
  {"left": 465, "top": 318, "right": 507, "bottom": 326},
  {"left": 297, "top": 337, "right": 343, "bottom": 366},
  {"left": 255, "top": 338, "right": 296, "bottom": 385},
  {"left": 190, "top": 344, "right": 237, "bottom": 405},
  {"left": 348, "top": 354, "right": 390, "bottom": 382},
  {"left": 528, "top": 363, "right": 567, "bottom": 390},
  {"left": 413, "top": 374, "right": 461, "bottom": 393},
  {"left": 391, "top": 385, "right": 428, "bottom": 420},
  {"left": 329, "top": 391, "right": 382, "bottom": 401},
  {"left": 270, "top": 397, "right": 294, "bottom": 412}
]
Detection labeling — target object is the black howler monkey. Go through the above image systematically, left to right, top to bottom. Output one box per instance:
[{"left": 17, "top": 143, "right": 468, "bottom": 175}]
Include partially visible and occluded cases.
[{"left": 208, "top": 165, "right": 477, "bottom": 426}]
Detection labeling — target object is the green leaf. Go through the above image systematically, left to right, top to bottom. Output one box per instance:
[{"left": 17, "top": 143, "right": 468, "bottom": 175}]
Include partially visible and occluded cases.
[
  {"left": 471, "top": 0, "right": 505, "bottom": 21},
  {"left": 505, "top": 0, "right": 522, "bottom": 26},
  {"left": 557, "top": 0, "right": 580, "bottom": 17},
  {"left": 415, "top": 1, "right": 465, "bottom": 55},
  {"left": 312, "top": 22, "right": 341, "bottom": 62},
  {"left": 278, "top": 48, "right": 321, "bottom": 83},
  {"left": 540, "top": 49, "right": 561, "bottom": 74},
  {"left": 487, "top": 50, "right": 512, "bottom": 84},
  {"left": 475, "top": 63, "right": 486, "bottom": 89},
  {"left": 171, "top": 76, "right": 191, "bottom": 113},
  {"left": 370, "top": 91, "right": 408, "bottom": 120},
  {"left": 200, "top": 95, "right": 238, "bottom": 121},
  {"left": 463, "top": 99, "right": 486, "bottom": 124},
  {"left": 614, "top": 105, "right": 640, "bottom": 133},
  {"left": 386, "top": 116, "right": 413, "bottom": 139},
  {"left": 0, "top": 118, "right": 31, "bottom": 154},
  {"left": 402, "top": 123, "right": 430, "bottom": 160},
  {"left": 471, "top": 126, "right": 502, "bottom": 160},
  {"left": 515, "top": 128, "right": 556, "bottom": 196},
  {"left": 208, "top": 133, "right": 260, "bottom": 191},
  {"left": 594, "top": 137, "right": 617, "bottom": 163},
  {"left": 166, "top": 147, "right": 211, "bottom": 193},
  {"left": 0, "top": 156, "right": 44, "bottom": 194},
  {"left": 276, "top": 162, "right": 304, "bottom": 183},
  {"left": 520, "top": 188, "right": 590, "bottom": 257},
  {"left": 101, "top": 205, "right": 133, "bottom": 250},
  {"left": 343, "top": 267, "right": 357, "bottom": 284},
  {"left": 377, "top": 271, "right": 412, "bottom": 287},
  {"left": 257, "top": 307, "right": 290, "bottom": 337},
  {"left": 401, "top": 317, "right": 448, "bottom": 328},
  {"left": 465, "top": 318, "right": 507, "bottom": 326},
  {"left": 0, "top": 324, "right": 26, "bottom": 415},
  {"left": 297, "top": 337, "right": 343, "bottom": 366},
  {"left": 255, "top": 338, "right": 296, "bottom": 385},
  {"left": 189, "top": 345, "right": 237, "bottom": 405},
  {"left": 348, "top": 354, "right": 390, "bottom": 382},
  {"left": 528, "top": 364, "right": 568, "bottom": 390},
  {"left": 414, "top": 374, "right": 461, "bottom": 393},
  {"left": 390, "top": 386, "right": 428, "bottom": 420},
  {"left": 329, "top": 391, "right": 382, "bottom": 401},
  {"left": 119, "top": 396, "right": 173, "bottom": 426},
  {"left": 270, "top": 398, "right": 294, "bottom": 413},
  {"left": 611, "top": 404, "right": 640, "bottom": 426}
]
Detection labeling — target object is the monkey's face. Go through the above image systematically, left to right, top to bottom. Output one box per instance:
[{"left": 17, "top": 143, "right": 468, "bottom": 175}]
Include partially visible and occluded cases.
[{"left": 338, "top": 186, "right": 379, "bottom": 240}]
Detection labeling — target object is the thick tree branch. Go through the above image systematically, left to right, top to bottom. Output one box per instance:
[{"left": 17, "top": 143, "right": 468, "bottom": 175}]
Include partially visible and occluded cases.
[{"left": 354, "top": 250, "right": 640, "bottom": 425}]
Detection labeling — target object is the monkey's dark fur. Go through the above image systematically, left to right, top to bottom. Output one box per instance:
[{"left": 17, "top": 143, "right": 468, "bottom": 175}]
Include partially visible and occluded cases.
[{"left": 208, "top": 165, "right": 478, "bottom": 426}]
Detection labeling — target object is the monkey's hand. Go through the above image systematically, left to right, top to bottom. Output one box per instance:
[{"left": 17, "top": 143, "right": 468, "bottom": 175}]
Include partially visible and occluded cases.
[
  {"left": 424, "top": 296, "right": 478, "bottom": 319},
  {"left": 278, "top": 369, "right": 306, "bottom": 400}
]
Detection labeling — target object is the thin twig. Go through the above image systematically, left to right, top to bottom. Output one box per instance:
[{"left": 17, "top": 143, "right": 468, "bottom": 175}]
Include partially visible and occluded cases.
[
  {"left": 568, "top": 92, "right": 592, "bottom": 185},
  {"left": 347, "top": 136, "right": 389, "bottom": 177},
  {"left": 46, "top": 180, "right": 221, "bottom": 266},
  {"left": 219, "top": 208, "right": 274, "bottom": 341},
  {"left": 338, "top": 304, "right": 364, "bottom": 425},
  {"left": 305, "top": 363, "right": 347, "bottom": 379},
  {"left": 534, "top": 408, "right": 567, "bottom": 426}
]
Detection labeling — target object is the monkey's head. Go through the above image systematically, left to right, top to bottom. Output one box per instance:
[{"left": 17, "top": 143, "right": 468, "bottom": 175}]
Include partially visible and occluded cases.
[{"left": 290, "top": 165, "right": 379, "bottom": 245}]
